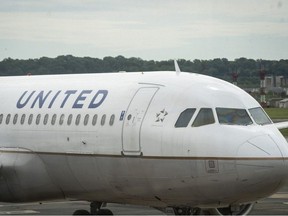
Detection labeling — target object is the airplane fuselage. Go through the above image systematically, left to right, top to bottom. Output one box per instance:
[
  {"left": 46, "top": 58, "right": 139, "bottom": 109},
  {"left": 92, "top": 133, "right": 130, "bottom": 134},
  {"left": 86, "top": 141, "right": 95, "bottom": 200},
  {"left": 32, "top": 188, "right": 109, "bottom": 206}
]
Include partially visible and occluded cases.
[{"left": 0, "top": 72, "right": 287, "bottom": 210}]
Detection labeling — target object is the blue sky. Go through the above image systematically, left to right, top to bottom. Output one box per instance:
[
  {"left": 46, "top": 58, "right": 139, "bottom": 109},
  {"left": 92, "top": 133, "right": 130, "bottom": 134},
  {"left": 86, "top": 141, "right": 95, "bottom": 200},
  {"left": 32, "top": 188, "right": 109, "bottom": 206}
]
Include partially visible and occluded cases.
[{"left": 0, "top": 0, "right": 288, "bottom": 61}]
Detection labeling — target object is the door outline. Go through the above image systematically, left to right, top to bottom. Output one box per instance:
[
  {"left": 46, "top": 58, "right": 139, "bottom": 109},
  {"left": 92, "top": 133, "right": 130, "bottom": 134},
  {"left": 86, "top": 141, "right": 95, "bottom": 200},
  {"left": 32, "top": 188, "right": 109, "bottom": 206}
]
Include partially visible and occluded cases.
[{"left": 121, "top": 87, "right": 159, "bottom": 156}]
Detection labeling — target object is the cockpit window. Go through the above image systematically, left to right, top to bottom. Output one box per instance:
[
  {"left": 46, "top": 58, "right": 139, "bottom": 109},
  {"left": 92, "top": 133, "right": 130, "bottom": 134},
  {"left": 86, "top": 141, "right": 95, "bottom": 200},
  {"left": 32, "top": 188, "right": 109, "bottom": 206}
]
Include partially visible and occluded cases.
[
  {"left": 249, "top": 107, "right": 271, "bottom": 125},
  {"left": 175, "top": 108, "right": 196, "bottom": 128},
  {"left": 192, "top": 108, "right": 215, "bottom": 127},
  {"left": 216, "top": 108, "right": 253, "bottom": 126}
]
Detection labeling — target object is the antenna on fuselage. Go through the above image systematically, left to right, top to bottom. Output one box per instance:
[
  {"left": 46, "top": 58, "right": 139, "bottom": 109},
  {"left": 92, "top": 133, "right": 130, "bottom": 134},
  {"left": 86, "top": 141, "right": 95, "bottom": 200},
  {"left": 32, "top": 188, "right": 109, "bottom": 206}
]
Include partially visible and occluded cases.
[{"left": 174, "top": 60, "right": 181, "bottom": 75}]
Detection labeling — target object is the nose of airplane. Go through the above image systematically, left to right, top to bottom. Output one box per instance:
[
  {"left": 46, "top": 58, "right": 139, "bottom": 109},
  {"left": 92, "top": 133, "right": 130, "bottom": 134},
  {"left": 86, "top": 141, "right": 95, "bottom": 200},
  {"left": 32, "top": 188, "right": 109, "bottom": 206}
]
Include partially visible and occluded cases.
[
  {"left": 236, "top": 134, "right": 287, "bottom": 200},
  {"left": 237, "top": 134, "right": 283, "bottom": 158}
]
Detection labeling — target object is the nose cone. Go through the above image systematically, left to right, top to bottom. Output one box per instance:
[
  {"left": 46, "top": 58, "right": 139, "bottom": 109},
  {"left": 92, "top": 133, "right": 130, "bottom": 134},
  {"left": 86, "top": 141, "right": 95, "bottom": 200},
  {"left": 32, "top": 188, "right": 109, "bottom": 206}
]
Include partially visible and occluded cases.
[
  {"left": 236, "top": 134, "right": 287, "bottom": 201},
  {"left": 238, "top": 135, "right": 283, "bottom": 158}
]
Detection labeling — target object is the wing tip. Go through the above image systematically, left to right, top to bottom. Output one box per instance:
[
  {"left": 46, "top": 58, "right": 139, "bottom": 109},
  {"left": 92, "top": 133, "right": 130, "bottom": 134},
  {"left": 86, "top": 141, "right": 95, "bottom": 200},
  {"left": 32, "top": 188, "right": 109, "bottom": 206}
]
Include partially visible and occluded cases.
[{"left": 274, "top": 121, "right": 288, "bottom": 130}]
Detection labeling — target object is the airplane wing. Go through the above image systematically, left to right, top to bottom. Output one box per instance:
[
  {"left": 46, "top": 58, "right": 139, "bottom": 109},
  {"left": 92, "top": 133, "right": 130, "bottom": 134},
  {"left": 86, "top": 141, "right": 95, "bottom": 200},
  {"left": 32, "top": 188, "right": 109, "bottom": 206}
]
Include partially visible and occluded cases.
[{"left": 274, "top": 121, "right": 288, "bottom": 130}]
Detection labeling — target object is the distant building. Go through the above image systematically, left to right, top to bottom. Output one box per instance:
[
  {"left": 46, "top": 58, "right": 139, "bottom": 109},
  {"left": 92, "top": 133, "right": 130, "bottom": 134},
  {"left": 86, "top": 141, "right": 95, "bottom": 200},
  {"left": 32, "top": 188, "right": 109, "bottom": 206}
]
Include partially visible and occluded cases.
[
  {"left": 265, "top": 76, "right": 288, "bottom": 91},
  {"left": 265, "top": 76, "right": 273, "bottom": 89},
  {"left": 276, "top": 76, "right": 286, "bottom": 87},
  {"left": 268, "top": 98, "right": 282, "bottom": 108},
  {"left": 279, "top": 98, "right": 288, "bottom": 108}
]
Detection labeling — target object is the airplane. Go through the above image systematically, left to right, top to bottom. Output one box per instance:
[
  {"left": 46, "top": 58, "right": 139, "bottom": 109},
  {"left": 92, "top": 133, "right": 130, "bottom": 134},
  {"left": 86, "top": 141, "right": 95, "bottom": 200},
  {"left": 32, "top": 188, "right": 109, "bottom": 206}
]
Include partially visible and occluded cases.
[{"left": 0, "top": 61, "right": 288, "bottom": 215}]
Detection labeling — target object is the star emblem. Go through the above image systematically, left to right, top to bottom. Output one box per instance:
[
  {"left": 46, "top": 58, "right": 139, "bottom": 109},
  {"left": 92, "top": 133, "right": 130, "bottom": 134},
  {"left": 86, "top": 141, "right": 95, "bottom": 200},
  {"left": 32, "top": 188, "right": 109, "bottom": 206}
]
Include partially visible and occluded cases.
[{"left": 156, "top": 109, "right": 168, "bottom": 122}]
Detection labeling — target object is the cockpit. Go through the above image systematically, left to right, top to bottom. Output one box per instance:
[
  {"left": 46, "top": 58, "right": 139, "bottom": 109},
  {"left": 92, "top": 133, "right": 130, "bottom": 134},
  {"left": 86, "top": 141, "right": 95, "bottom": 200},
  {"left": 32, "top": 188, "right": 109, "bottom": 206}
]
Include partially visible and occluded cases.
[
  {"left": 174, "top": 107, "right": 271, "bottom": 128},
  {"left": 248, "top": 107, "right": 272, "bottom": 125},
  {"left": 216, "top": 108, "right": 253, "bottom": 126}
]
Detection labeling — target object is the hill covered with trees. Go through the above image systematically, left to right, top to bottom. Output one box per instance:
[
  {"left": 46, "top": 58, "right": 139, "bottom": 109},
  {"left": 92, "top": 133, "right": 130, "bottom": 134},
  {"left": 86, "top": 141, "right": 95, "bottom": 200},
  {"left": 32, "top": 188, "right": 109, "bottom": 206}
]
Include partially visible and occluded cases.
[{"left": 0, "top": 55, "right": 288, "bottom": 87}]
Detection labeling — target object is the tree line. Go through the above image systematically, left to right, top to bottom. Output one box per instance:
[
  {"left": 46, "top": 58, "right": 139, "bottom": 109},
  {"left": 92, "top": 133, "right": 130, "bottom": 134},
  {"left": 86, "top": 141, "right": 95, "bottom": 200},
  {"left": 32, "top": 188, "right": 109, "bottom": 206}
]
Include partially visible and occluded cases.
[{"left": 0, "top": 55, "right": 288, "bottom": 87}]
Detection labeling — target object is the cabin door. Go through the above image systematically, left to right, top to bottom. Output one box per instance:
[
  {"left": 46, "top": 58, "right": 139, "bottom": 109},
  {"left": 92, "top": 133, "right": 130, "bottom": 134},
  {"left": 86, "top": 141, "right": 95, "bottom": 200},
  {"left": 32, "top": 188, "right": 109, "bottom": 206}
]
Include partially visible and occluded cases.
[{"left": 122, "top": 87, "right": 159, "bottom": 156}]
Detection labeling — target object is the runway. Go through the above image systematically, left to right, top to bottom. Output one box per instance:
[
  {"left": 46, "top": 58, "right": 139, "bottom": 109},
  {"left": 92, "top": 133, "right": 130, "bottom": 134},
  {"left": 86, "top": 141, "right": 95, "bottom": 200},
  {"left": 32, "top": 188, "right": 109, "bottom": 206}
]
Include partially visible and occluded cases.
[{"left": 1, "top": 189, "right": 288, "bottom": 215}]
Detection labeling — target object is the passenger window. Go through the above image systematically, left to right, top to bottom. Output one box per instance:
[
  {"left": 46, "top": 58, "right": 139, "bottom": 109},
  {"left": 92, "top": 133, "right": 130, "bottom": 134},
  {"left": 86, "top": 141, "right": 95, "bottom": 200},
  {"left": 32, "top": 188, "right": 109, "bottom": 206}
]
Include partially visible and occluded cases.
[
  {"left": 249, "top": 107, "right": 271, "bottom": 125},
  {"left": 175, "top": 108, "right": 196, "bottom": 128},
  {"left": 192, "top": 108, "right": 215, "bottom": 127},
  {"left": 216, "top": 108, "right": 253, "bottom": 126},
  {"left": 0, "top": 114, "right": 3, "bottom": 124},
  {"left": 6, "top": 114, "right": 11, "bottom": 125},
  {"left": 13, "top": 114, "right": 18, "bottom": 125},
  {"left": 20, "top": 114, "right": 26, "bottom": 125},
  {"left": 28, "top": 114, "right": 33, "bottom": 125},
  {"left": 36, "top": 114, "right": 41, "bottom": 125},
  {"left": 43, "top": 114, "right": 49, "bottom": 125},
  {"left": 51, "top": 114, "right": 57, "bottom": 125},
  {"left": 59, "top": 114, "right": 65, "bottom": 125},
  {"left": 67, "top": 114, "right": 73, "bottom": 125},
  {"left": 76, "top": 114, "right": 81, "bottom": 125},
  {"left": 84, "top": 114, "right": 89, "bottom": 126},
  {"left": 92, "top": 114, "right": 97, "bottom": 126},
  {"left": 101, "top": 114, "right": 106, "bottom": 126},
  {"left": 109, "top": 114, "right": 115, "bottom": 126}
]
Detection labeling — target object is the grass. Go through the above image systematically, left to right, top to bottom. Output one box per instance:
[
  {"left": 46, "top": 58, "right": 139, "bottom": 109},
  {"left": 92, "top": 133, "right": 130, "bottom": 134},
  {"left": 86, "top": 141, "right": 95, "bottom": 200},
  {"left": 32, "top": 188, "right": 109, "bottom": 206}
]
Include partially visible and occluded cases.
[
  {"left": 264, "top": 108, "right": 288, "bottom": 137},
  {"left": 264, "top": 108, "right": 288, "bottom": 119},
  {"left": 280, "top": 129, "right": 288, "bottom": 137}
]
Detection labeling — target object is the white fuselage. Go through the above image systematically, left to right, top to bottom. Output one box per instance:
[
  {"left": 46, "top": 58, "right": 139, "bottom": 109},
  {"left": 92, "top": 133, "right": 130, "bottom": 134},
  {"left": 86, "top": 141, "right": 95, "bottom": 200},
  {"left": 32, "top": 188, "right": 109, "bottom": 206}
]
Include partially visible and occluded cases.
[{"left": 0, "top": 71, "right": 287, "bottom": 208}]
